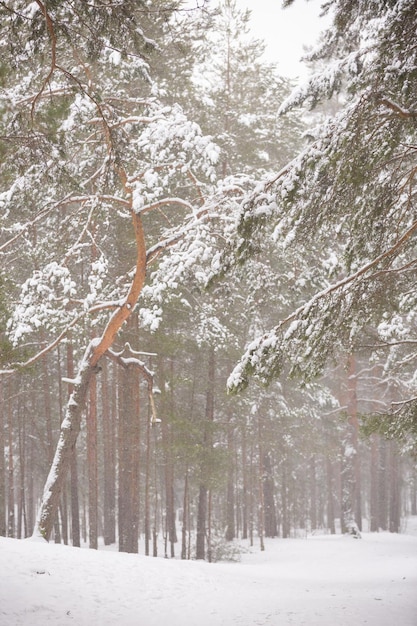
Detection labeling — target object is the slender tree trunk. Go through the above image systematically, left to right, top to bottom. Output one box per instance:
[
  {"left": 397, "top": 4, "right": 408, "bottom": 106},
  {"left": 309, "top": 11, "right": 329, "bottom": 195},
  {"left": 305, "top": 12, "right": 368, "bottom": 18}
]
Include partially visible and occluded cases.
[
  {"left": 67, "top": 343, "right": 80, "bottom": 547},
  {"left": 196, "top": 347, "right": 215, "bottom": 560},
  {"left": 340, "top": 355, "right": 361, "bottom": 535},
  {"left": 160, "top": 357, "right": 177, "bottom": 558},
  {"left": 102, "top": 359, "right": 116, "bottom": 545},
  {"left": 118, "top": 364, "right": 140, "bottom": 553},
  {"left": 87, "top": 373, "right": 98, "bottom": 549},
  {"left": 0, "top": 378, "right": 5, "bottom": 537},
  {"left": 7, "top": 387, "right": 14, "bottom": 537},
  {"left": 17, "top": 401, "right": 27, "bottom": 538},
  {"left": 144, "top": 402, "right": 151, "bottom": 556},
  {"left": 225, "top": 413, "right": 235, "bottom": 542},
  {"left": 257, "top": 415, "right": 265, "bottom": 550},
  {"left": 241, "top": 419, "right": 248, "bottom": 540},
  {"left": 370, "top": 434, "right": 379, "bottom": 532},
  {"left": 378, "top": 437, "right": 388, "bottom": 530},
  {"left": 389, "top": 440, "right": 401, "bottom": 533},
  {"left": 70, "top": 449, "right": 80, "bottom": 546},
  {"left": 262, "top": 451, "right": 277, "bottom": 538},
  {"left": 309, "top": 456, "right": 317, "bottom": 532},
  {"left": 326, "top": 456, "right": 336, "bottom": 534},
  {"left": 281, "top": 461, "right": 290, "bottom": 539},
  {"left": 181, "top": 469, "right": 189, "bottom": 560},
  {"left": 196, "top": 484, "right": 207, "bottom": 560}
]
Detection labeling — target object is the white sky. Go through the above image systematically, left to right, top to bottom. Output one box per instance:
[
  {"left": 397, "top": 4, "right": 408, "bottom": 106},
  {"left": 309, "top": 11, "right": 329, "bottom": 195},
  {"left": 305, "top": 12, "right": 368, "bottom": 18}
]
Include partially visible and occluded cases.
[{"left": 234, "top": 0, "right": 330, "bottom": 78}]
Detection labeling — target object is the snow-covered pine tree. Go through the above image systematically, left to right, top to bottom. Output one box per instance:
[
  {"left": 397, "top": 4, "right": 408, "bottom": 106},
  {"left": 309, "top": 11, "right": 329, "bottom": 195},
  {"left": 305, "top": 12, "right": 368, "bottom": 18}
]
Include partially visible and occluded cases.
[
  {"left": 224, "top": 0, "right": 417, "bottom": 454},
  {"left": 0, "top": 1, "right": 230, "bottom": 540}
]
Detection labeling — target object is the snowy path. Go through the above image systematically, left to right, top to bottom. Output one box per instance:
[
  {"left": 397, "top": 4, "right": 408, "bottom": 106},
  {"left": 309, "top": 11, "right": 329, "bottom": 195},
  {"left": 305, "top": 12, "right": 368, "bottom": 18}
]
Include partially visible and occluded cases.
[{"left": 0, "top": 531, "right": 416, "bottom": 626}]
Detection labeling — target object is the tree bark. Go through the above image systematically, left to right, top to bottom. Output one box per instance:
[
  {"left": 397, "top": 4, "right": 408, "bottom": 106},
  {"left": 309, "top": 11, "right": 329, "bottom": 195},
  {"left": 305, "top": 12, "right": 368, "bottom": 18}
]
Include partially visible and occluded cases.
[
  {"left": 196, "top": 346, "right": 215, "bottom": 560},
  {"left": 340, "top": 354, "right": 362, "bottom": 535},
  {"left": 102, "top": 359, "right": 116, "bottom": 545},
  {"left": 87, "top": 373, "right": 98, "bottom": 549},
  {"left": 0, "top": 378, "right": 6, "bottom": 536}
]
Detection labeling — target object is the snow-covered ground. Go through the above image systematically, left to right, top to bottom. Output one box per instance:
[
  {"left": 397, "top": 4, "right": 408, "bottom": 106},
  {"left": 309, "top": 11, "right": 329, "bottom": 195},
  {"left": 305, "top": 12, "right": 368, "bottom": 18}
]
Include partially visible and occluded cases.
[{"left": 1, "top": 524, "right": 417, "bottom": 626}]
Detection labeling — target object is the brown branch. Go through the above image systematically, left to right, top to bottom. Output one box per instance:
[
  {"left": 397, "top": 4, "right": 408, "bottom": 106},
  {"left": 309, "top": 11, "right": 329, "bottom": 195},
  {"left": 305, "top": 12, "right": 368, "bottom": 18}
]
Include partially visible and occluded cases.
[
  {"left": 377, "top": 97, "right": 417, "bottom": 119},
  {"left": 90, "top": 211, "right": 146, "bottom": 367},
  {"left": 105, "top": 345, "right": 159, "bottom": 424}
]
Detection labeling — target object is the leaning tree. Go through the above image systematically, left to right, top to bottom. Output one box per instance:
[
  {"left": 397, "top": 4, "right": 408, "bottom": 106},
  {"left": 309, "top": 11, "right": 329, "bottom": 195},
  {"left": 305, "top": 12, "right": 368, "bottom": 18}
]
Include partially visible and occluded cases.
[{"left": 0, "top": 0, "right": 244, "bottom": 540}]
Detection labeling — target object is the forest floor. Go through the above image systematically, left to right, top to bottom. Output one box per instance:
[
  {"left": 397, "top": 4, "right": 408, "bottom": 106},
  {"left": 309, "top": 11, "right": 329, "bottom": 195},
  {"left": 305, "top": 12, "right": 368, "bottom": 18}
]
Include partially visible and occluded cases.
[{"left": 1, "top": 519, "right": 417, "bottom": 626}]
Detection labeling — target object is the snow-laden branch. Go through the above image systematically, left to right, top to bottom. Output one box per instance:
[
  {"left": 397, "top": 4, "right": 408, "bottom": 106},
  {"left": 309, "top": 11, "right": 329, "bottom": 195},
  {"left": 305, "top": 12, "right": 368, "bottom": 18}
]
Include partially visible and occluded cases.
[{"left": 228, "top": 215, "right": 417, "bottom": 391}]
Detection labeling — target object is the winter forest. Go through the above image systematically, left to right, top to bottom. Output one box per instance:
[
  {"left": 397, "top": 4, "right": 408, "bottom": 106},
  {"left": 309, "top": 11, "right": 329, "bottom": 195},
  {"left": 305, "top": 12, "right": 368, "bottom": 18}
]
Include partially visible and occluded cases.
[{"left": 1, "top": 0, "right": 417, "bottom": 567}]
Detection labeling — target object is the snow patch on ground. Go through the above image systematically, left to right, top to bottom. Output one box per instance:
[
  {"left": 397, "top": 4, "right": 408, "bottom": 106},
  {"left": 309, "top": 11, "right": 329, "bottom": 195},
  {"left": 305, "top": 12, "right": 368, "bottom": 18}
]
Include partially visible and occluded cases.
[{"left": 0, "top": 525, "right": 416, "bottom": 625}]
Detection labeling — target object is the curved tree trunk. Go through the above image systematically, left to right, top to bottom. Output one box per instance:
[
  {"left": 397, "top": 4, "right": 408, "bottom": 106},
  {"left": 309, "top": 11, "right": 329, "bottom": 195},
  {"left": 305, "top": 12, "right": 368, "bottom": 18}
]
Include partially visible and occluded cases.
[{"left": 34, "top": 211, "right": 146, "bottom": 540}]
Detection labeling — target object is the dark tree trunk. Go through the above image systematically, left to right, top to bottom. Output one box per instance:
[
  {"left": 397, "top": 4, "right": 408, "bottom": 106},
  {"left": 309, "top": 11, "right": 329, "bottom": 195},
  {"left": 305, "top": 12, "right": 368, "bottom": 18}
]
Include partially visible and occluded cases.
[
  {"left": 66, "top": 343, "right": 81, "bottom": 547},
  {"left": 196, "top": 347, "right": 215, "bottom": 560},
  {"left": 340, "top": 355, "right": 362, "bottom": 535},
  {"left": 160, "top": 357, "right": 177, "bottom": 558},
  {"left": 102, "top": 359, "right": 116, "bottom": 545},
  {"left": 118, "top": 364, "right": 140, "bottom": 553},
  {"left": 87, "top": 374, "right": 98, "bottom": 549},
  {"left": 0, "top": 378, "right": 5, "bottom": 537},
  {"left": 7, "top": 387, "right": 14, "bottom": 537},
  {"left": 17, "top": 401, "right": 28, "bottom": 538},
  {"left": 225, "top": 413, "right": 235, "bottom": 542},
  {"left": 257, "top": 415, "right": 265, "bottom": 550},
  {"left": 241, "top": 419, "right": 248, "bottom": 540},
  {"left": 370, "top": 434, "right": 379, "bottom": 532},
  {"left": 377, "top": 438, "right": 388, "bottom": 530},
  {"left": 389, "top": 440, "right": 401, "bottom": 533},
  {"left": 262, "top": 452, "right": 277, "bottom": 538},
  {"left": 309, "top": 456, "right": 317, "bottom": 531},
  {"left": 326, "top": 456, "right": 336, "bottom": 534},
  {"left": 281, "top": 461, "right": 290, "bottom": 539},
  {"left": 181, "top": 469, "right": 189, "bottom": 560},
  {"left": 196, "top": 483, "right": 207, "bottom": 560}
]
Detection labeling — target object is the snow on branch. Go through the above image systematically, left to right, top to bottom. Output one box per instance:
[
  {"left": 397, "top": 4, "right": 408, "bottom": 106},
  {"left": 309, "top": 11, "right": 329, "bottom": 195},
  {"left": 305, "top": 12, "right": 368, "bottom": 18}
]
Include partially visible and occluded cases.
[{"left": 228, "top": 215, "right": 417, "bottom": 391}]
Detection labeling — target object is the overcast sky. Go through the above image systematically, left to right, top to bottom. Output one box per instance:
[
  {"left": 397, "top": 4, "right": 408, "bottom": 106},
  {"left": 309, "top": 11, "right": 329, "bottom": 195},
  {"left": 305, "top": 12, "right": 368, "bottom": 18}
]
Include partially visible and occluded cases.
[{"left": 234, "top": 0, "right": 329, "bottom": 78}]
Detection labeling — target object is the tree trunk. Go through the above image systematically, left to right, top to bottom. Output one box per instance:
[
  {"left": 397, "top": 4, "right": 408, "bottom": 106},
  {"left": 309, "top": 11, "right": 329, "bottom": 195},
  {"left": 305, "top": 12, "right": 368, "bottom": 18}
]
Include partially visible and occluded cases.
[
  {"left": 34, "top": 210, "right": 146, "bottom": 540},
  {"left": 66, "top": 343, "right": 81, "bottom": 547},
  {"left": 196, "top": 346, "right": 215, "bottom": 560},
  {"left": 340, "top": 355, "right": 362, "bottom": 535},
  {"left": 160, "top": 357, "right": 177, "bottom": 558},
  {"left": 102, "top": 359, "right": 116, "bottom": 545},
  {"left": 35, "top": 361, "right": 96, "bottom": 540},
  {"left": 118, "top": 364, "right": 140, "bottom": 553},
  {"left": 87, "top": 374, "right": 98, "bottom": 549},
  {"left": 0, "top": 378, "right": 5, "bottom": 537},
  {"left": 7, "top": 386, "right": 14, "bottom": 537},
  {"left": 17, "top": 401, "right": 27, "bottom": 538},
  {"left": 144, "top": 402, "right": 152, "bottom": 556},
  {"left": 225, "top": 413, "right": 235, "bottom": 542},
  {"left": 257, "top": 415, "right": 265, "bottom": 550},
  {"left": 241, "top": 419, "right": 248, "bottom": 540},
  {"left": 370, "top": 434, "right": 379, "bottom": 532},
  {"left": 377, "top": 437, "right": 388, "bottom": 530},
  {"left": 389, "top": 440, "right": 401, "bottom": 533},
  {"left": 262, "top": 451, "right": 277, "bottom": 538},
  {"left": 309, "top": 456, "right": 317, "bottom": 532},
  {"left": 326, "top": 456, "right": 336, "bottom": 534},
  {"left": 281, "top": 460, "right": 290, "bottom": 539},
  {"left": 181, "top": 469, "right": 189, "bottom": 560},
  {"left": 196, "top": 483, "right": 207, "bottom": 560}
]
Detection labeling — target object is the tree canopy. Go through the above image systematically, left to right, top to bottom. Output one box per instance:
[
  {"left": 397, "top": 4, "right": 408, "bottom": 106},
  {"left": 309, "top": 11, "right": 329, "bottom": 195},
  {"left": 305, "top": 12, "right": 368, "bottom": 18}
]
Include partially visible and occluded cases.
[{"left": 218, "top": 0, "right": 417, "bottom": 452}]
